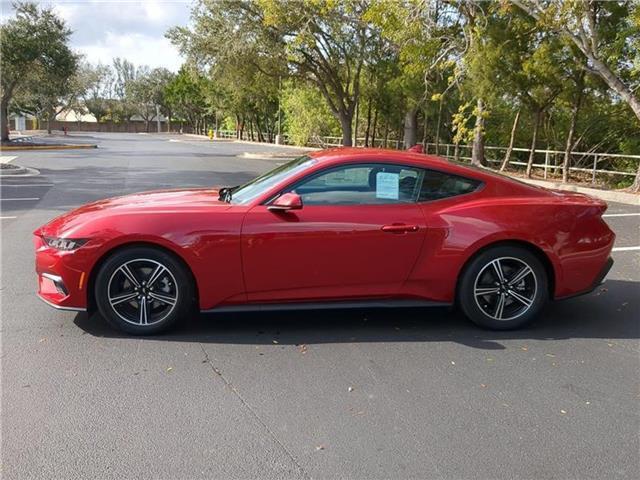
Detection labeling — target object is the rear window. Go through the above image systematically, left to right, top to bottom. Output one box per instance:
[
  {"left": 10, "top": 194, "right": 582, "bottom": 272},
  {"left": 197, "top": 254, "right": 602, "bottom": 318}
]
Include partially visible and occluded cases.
[{"left": 418, "top": 170, "right": 481, "bottom": 202}]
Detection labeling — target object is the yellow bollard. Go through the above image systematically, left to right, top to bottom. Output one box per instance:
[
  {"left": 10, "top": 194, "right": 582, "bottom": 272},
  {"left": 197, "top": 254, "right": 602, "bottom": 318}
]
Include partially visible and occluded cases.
[{"left": 208, "top": 128, "right": 214, "bottom": 140}]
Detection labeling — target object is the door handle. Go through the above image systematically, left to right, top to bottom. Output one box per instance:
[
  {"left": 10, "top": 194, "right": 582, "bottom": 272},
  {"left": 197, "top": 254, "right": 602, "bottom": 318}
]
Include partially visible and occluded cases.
[{"left": 381, "top": 224, "right": 419, "bottom": 233}]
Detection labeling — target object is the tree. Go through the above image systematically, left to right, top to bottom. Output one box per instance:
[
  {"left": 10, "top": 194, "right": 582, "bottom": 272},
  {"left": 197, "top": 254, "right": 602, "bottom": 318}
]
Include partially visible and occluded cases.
[
  {"left": 169, "top": 0, "right": 380, "bottom": 146},
  {"left": 0, "top": 1, "right": 76, "bottom": 141},
  {"left": 513, "top": 1, "right": 640, "bottom": 189},
  {"left": 12, "top": 56, "right": 81, "bottom": 133},
  {"left": 111, "top": 57, "right": 137, "bottom": 122},
  {"left": 81, "top": 63, "right": 114, "bottom": 122},
  {"left": 164, "top": 66, "right": 208, "bottom": 133},
  {"left": 281, "top": 82, "right": 339, "bottom": 145}
]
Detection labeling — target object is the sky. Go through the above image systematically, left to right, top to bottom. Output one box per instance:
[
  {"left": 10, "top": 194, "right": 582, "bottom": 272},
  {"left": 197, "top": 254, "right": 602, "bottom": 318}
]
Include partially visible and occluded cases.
[{"left": 0, "top": 0, "right": 192, "bottom": 71}]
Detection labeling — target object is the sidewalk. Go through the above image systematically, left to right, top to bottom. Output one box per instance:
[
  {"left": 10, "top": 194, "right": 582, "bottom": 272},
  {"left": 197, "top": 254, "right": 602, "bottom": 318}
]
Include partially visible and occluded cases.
[{"left": 509, "top": 177, "right": 639, "bottom": 206}]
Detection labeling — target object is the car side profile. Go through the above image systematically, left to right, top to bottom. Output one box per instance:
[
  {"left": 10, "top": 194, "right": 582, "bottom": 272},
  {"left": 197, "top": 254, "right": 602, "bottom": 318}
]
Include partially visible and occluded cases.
[{"left": 34, "top": 148, "right": 615, "bottom": 335}]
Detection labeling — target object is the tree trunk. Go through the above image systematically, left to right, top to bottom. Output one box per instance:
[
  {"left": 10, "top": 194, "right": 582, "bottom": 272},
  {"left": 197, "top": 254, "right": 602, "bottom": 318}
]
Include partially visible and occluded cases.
[
  {"left": 583, "top": 56, "right": 640, "bottom": 122},
  {"left": 562, "top": 74, "right": 585, "bottom": 183},
  {"left": 471, "top": 98, "right": 485, "bottom": 166},
  {"left": 435, "top": 99, "right": 443, "bottom": 154},
  {"left": 353, "top": 100, "right": 359, "bottom": 146},
  {"left": 364, "top": 100, "right": 372, "bottom": 147},
  {"left": 371, "top": 108, "right": 378, "bottom": 147},
  {"left": 403, "top": 108, "right": 418, "bottom": 149},
  {"left": 421, "top": 109, "right": 428, "bottom": 149},
  {"left": 526, "top": 109, "right": 542, "bottom": 178},
  {"left": 500, "top": 110, "right": 521, "bottom": 171},
  {"left": 167, "top": 111, "right": 172, "bottom": 133},
  {"left": 339, "top": 112, "right": 353, "bottom": 146},
  {"left": 383, "top": 122, "right": 389, "bottom": 148},
  {"left": 632, "top": 163, "right": 640, "bottom": 193}
]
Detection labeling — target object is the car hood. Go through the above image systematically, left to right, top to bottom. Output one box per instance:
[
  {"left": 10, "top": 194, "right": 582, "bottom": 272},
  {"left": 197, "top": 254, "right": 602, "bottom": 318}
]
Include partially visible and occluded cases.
[{"left": 35, "top": 188, "right": 230, "bottom": 237}]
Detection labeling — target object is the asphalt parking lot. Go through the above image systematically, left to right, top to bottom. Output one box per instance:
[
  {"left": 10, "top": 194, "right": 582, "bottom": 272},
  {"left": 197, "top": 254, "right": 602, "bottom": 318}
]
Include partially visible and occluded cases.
[{"left": 1, "top": 133, "right": 639, "bottom": 480}]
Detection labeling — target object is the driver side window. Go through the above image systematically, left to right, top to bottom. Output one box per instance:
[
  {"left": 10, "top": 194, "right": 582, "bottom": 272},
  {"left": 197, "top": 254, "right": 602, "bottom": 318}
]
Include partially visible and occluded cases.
[{"left": 290, "top": 164, "right": 423, "bottom": 206}]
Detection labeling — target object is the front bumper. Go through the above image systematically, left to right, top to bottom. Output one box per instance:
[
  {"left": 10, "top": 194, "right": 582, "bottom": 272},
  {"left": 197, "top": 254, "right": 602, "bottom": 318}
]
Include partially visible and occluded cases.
[{"left": 35, "top": 235, "right": 88, "bottom": 311}]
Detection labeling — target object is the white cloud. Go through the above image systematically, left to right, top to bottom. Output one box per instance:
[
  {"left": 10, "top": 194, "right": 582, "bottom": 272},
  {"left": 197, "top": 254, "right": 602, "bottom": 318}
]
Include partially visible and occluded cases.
[
  {"left": 2, "top": 0, "right": 192, "bottom": 71},
  {"left": 78, "top": 32, "right": 184, "bottom": 71}
]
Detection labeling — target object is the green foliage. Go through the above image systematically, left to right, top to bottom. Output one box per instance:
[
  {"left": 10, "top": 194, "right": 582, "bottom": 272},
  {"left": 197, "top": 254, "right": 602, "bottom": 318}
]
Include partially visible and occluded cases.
[
  {"left": 0, "top": 1, "right": 78, "bottom": 139},
  {"left": 281, "top": 82, "right": 339, "bottom": 145}
]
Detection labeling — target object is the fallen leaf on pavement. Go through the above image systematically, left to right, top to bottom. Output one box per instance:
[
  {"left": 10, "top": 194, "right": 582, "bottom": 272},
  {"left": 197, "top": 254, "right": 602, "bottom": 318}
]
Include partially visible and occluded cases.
[
  {"left": 166, "top": 367, "right": 173, "bottom": 373},
  {"left": 560, "top": 409, "right": 567, "bottom": 414},
  {"left": 315, "top": 445, "right": 325, "bottom": 451}
]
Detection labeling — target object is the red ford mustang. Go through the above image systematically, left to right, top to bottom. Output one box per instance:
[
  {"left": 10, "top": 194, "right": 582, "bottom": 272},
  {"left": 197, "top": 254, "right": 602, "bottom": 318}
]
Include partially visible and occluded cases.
[{"left": 34, "top": 148, "right": 614, "bottom": 334}]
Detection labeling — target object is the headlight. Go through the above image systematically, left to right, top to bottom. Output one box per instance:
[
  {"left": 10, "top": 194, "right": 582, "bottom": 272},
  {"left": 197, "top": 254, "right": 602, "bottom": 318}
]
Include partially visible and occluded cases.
[{"left": 43, "top": 237, "right": 88, "bottom": 251}]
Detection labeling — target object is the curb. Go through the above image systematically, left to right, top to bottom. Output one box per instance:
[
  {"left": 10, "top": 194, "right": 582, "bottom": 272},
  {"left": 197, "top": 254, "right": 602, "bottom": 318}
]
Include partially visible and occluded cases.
[
  {"left": 181, "top": 134, "right": 320, "bottom": 151},
  {"left": 0, "top": 144, "right": 97, "bottom": 151},
  {"left": 239, "top": 151, "right": 311, "bottom": 160},
  {"left": 0, "top": 166, "right": 40, "bottom": 177},
  {"left": 513, "top": 177, "right": 639, "bottom": 206}
]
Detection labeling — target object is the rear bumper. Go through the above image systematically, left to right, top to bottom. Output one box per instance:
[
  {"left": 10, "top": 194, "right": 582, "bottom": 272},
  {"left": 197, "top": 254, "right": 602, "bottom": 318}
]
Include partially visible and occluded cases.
[{"left": 557, "top": 256, "right": 613, "bottom": 300}]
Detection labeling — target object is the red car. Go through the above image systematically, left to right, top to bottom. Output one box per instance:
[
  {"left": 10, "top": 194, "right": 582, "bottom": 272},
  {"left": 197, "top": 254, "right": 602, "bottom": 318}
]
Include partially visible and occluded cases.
[{"left": 34, "top": 148, "right": 614, "bottom": 335}]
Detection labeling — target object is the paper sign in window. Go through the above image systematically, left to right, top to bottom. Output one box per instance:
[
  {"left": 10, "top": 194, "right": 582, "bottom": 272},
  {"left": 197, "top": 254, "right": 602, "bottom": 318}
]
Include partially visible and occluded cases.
[{"left": 376, "top": 172, "right": 399, "bottom": 199}]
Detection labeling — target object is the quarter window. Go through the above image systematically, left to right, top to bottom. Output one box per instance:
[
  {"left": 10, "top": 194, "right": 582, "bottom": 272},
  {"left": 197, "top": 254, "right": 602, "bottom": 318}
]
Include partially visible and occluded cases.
[{"left": 418, "top": 170, "right": 481, "bottom": 201}]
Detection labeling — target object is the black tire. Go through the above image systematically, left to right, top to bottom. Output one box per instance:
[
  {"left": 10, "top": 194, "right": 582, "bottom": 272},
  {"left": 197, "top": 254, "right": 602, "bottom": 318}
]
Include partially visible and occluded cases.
[
  {"left": 458, "top": 245, "right": 549, "bottom": 330},
  {"left": 94, "top": 246, "right": 194, "bottom": 335}
]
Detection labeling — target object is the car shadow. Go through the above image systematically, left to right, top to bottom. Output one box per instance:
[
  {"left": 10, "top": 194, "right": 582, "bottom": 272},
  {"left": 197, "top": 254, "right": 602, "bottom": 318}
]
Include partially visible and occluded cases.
[{"left": 73, "top": 279, "right": 640, "bottom": 350}]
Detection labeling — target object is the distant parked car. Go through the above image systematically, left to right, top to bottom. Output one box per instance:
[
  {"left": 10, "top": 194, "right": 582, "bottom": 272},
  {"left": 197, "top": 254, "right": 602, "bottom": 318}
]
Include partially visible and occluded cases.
[{"left": 34, "top": 148, "right": 614, "bottom": 334}]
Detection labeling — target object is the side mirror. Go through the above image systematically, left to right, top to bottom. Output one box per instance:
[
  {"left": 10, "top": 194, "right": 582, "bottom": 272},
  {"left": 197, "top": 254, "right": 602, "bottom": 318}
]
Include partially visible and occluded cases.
[{"left": 268, "top": 192, "right": 303, "bottom": 212}]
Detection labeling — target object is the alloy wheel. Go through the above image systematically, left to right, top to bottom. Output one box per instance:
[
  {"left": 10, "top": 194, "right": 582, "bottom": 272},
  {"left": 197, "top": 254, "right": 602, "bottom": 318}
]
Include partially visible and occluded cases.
[
  {"left": 473, "top": 256, "right": 537, "bottom": 321},
  {"left": 107, "top": 258, "right": 179, "bottom": 326}
]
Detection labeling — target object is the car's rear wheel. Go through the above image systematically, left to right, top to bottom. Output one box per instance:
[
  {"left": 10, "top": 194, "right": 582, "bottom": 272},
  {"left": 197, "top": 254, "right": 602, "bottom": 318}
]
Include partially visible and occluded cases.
[
  {"left": 458, "top": 246, "right": 548, "bottom": 330},
  {"left": 95, "top": 247, "right": 193, "bottom": 335}
]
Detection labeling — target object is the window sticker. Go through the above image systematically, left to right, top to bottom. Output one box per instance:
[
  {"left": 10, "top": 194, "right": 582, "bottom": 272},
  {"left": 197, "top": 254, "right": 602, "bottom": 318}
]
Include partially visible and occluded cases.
[{"left": 376, "top": 172, "right": 399, "bottom": 199}]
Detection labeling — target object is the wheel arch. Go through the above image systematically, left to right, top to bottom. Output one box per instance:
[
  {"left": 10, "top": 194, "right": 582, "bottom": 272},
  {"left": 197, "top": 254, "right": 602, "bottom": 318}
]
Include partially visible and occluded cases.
[
  {"left": 455, "top": 240, "right": 557, "bottom": 303},
  {"left": 86, "top": 241, "right": 200, "bottom": 313}
]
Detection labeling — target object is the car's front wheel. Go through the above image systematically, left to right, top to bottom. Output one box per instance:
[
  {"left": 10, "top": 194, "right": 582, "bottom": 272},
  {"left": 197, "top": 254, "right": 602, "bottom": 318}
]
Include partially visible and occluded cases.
[
  {"left": 94, "top": 246, "right": 194, "bottom": 335},
  {"left": 458, "top": 246, "right": 549, "bottom": 330}
]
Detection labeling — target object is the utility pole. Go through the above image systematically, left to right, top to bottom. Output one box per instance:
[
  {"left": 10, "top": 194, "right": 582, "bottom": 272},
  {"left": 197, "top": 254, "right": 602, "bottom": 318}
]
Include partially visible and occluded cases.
[{"left": 156, "top": 104, "right": 161, "bottom": 133}]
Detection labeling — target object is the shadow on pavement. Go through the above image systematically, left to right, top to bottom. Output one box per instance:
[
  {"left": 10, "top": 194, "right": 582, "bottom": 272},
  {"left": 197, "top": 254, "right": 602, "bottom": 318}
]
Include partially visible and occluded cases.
[{"left": 73, "top": 279, "right": 640, "bottom": 350}]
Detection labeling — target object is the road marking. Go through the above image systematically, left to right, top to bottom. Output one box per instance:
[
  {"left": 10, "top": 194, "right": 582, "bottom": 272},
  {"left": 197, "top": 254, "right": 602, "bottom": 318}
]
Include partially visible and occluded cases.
[
  {"left": 168, "top": 139, "right": 182, "bottom": 143},
  {"left": 0, "top": 156, "right": 17, "bottom": 164},
  {"left": 1, "top": 183, "right": 53, "bottom": 187},
  {"left": 0, "top": 184, "right": 53, "bottom": 187},
  {"left": 0, "top": 197, "right": 39, "bottom": 201},
  {"left": 603, "top": 213, "right": 640, "bottom": 217},
  {"left": 0, "top": 216, "right": 17, "bottom": 219},
  {"left": 612, "top": 246, "right": 640, "bottom": 252}
]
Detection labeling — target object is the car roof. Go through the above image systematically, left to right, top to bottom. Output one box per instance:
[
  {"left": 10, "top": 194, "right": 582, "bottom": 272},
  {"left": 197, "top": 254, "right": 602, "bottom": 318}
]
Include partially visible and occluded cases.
[
  {"left": 307, "top": 147, "right": 552, "bottom": 197},
  {"left": 310, "top": 147, "right": 453, "bottom": 166}
]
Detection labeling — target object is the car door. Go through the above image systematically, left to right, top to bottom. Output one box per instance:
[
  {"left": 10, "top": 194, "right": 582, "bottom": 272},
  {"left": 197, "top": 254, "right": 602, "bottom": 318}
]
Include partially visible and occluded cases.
[{"left": 240, "top": 163, "right": 428, "bottom": 302}]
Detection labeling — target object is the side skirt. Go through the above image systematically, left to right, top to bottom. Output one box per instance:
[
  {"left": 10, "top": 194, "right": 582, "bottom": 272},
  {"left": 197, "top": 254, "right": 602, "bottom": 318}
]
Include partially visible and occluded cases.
[{"left": 201, "top": 299, "right": 451, "bottom": 314}]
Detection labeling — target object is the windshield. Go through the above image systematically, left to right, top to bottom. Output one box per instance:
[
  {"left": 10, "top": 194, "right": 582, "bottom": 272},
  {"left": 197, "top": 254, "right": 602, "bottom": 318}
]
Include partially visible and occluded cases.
[{"left": 229, "top": 155, "right": 317, "bottom": 205}]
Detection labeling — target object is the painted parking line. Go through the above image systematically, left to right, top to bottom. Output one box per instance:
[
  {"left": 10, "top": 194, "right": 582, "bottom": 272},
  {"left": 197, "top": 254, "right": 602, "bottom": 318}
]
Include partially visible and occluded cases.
[
  {"left": 0, "top": 184, "right": 54, "bottom": 187},
  {"left": 0, "top": 197, "right": 40, "bottom": 201},
  {"left": 603, "top": 213, "right": 640, "bottom": 217},
  {"left": 0, "top": 216, "right": 17, "bottom": 219},
  {"left": 612, "top": 246, "right": 640, "bottom": 252}
]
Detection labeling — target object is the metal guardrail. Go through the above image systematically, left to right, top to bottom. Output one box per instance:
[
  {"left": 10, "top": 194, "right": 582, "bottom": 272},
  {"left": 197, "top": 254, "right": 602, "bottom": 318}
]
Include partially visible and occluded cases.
[{"left": 212, "top": 130, "right": 639, "bottom": 183}]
